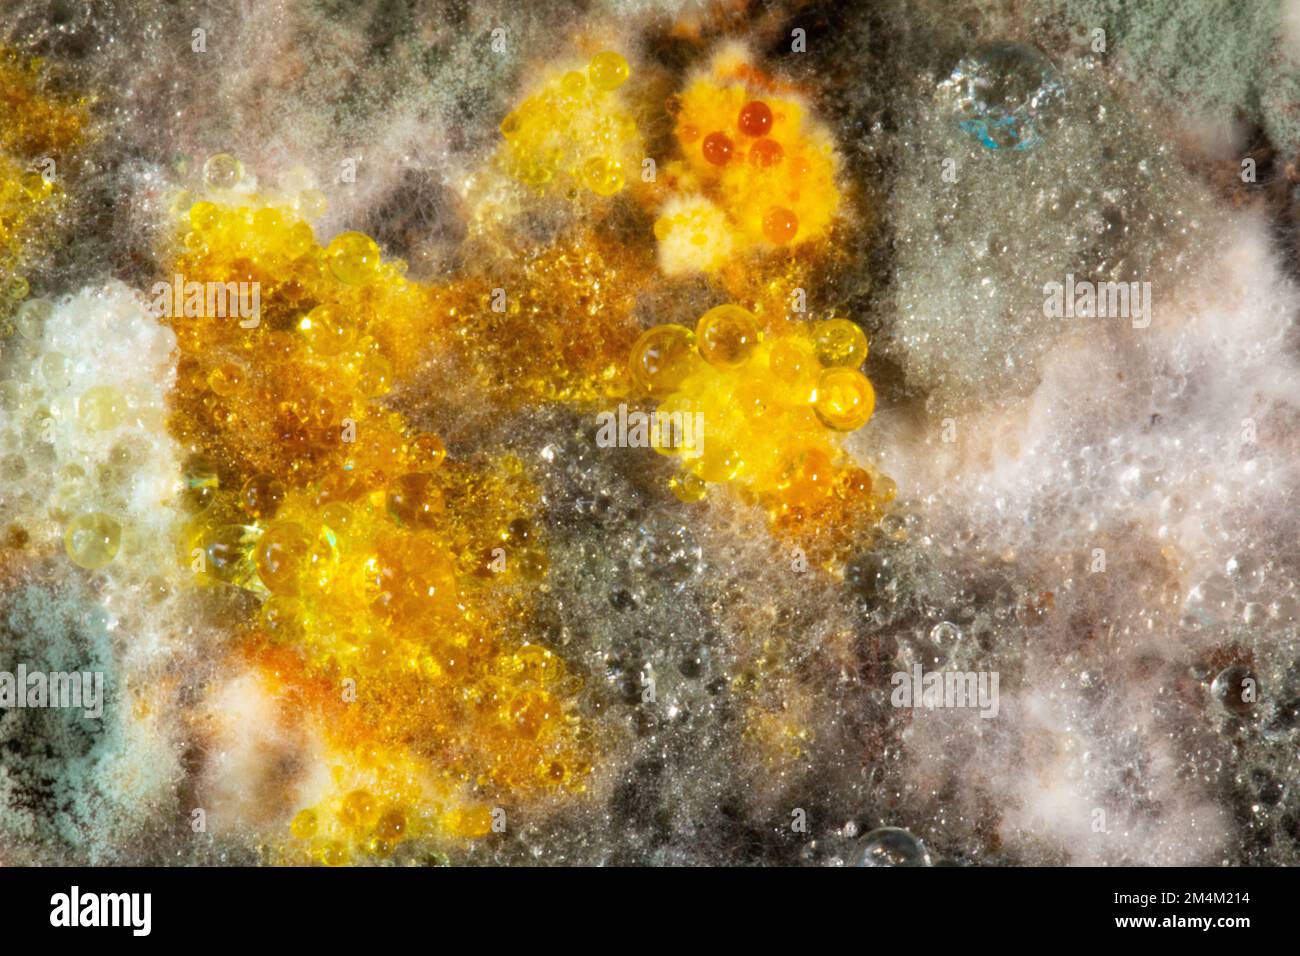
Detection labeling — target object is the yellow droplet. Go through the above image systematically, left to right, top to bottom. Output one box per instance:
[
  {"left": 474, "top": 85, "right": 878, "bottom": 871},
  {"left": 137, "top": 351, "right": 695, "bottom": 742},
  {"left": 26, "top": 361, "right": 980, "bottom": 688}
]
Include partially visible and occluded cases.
[
  {"left": 588, "top": 51, "right": 630, "bottom": 91},
  {"left": 561, "top": 70, "right": 586, "bottom": 97},
  {"left": 583, "top": 155, "right": 625, "bottom": 196},
  {"left": 296, "top": 189, "right": 327, "bottom": 220},
  {"left": 326, "top": 231, "right": 382, "bottom": 285},
  {"left": 298, "top": 304, "right": 354, "bottom": 356},
  {"left": 696, "top": 305, "right": 760, "bottom": 368},
  {"left": 813, "top": 318, "right": 869, "bottom": 368},
  {"left": 629, "top": 325, "right": 697, "bottom": 395},
  {"left": 767, "top": 337, "right": 819, "bottom": 404},
  {"left": 40, "top": 351, "right": 70, "bottom": 388},
  {"left": 358, "top": 353, "right": 393, "bottom": 396},
  {"left": 206, "top": 362, "right": 243, "bottom": 397},
  {"left": 814, "top": 366, "right": 876, "bottom": 431},
  {"left": 78, "top": 385, "right": 127, "bottom": 431},
  {"left": 409, "top": 432, "right": 447, "bottom": 471},
  {"left": 693, "top": 443, "right": 744, "bottom": 483},
  {"left": 181, "top": 455, "right": 220, "bottom": 514},
  {"left": 669, "top": 472, "right": 707, "bottom": 503},
  {"left": 240, "top": 473, "right": 285, "bottom": 519},
  {"left": 319, "top": 502, "right": 353, "bottom": 534},
  {"left": 65, "top": 512, "right": 122, "bottom": 569},
  {"left": 256, "top": 521, "right": 309, "bottom": 594},
  {"left": 338, "top": 789, "right": 377, "bottom": 829},
  {"left": 376, "top": 808, "right": 407, "bottom": 841},
  {"left": 290, "top": 809, "right": 318, "bottom": 839},
  {"left": 320, "top": 842, "right": 349, "bottom": 866}
]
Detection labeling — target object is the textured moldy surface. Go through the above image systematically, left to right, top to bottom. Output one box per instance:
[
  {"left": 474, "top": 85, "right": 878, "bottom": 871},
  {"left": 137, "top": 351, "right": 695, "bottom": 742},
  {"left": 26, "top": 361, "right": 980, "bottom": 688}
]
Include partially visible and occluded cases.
[{"left": 0, "top": 0, "right": 1298, "bottom": 867}]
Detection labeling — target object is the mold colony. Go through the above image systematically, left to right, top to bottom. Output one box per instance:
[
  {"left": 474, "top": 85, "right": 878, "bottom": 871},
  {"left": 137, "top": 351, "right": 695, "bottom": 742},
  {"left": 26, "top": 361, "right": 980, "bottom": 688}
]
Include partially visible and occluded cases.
[{"left": 2, "top": 41, "right": 881, "bottom": 864}]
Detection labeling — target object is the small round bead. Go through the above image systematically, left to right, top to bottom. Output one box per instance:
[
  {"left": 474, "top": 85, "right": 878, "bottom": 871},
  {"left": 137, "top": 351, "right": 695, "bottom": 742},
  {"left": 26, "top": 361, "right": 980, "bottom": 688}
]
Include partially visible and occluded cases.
[
  {"left": 588, "top": 51, "right": 630, "bottom": 91},
  {"left": 738, "top": 101, "right": 773, "bottom": 136},
  {"left": 702, "top": 132, "right": 733, "bottom": 166},
  {"left": 749, "top": 138, "right": 784, "bottom": 168},
  {"left": 203, "top": 153, "right": 244, "bottom": 190},
  {"left": 583, "top": 155, "right": 625, "bottom": 196},
  {"left": 188, "top": 200, "right": 219, "bottom": 231},
  {"left": 762, "top": 206, "right": 799, "bottom": 244},
  {"left": 326, "top": 231, "right": 382, "bottom": 285},
  {"left": 298, "top": 304, "right": 353, "bottom": 356},
  {"left": 696, "top": 304, "right": 760, "bottom": 368},
  {"left": 813, "top": 318, "right": 870, "bottom": 368},
  {"left": 629, "top": 325, "right": 697, "bottom": 395},
  {"left": 767, "top": 338, "right": 819, "bottom": 404},
  {"left": 358, "top": 353, "right": 393, "bottom": 396},
  {"left": 206, "top": 362, "right": 244, "bottom": 396},
  {"left": 814, "top": 367, "right": 876, "bottom": 431},
  {"left": 78, "top": 385, "right": 127, "bottom": 431},
  {"left": 408, "top": 432, "right": 447, "bottom": 471},
  {"left": 386, "top": 472, "right": 444, "bottom": 529},
  {"left": 669, "top": 472, "right": 708, "bottom": 503},
  {"left": 240, "top": 473, "right": 285, "bottom": 519},
  {"left": 65, "top": 512, "right": 122, "bottom": 569},
  {"left": 255, "top": 521, "right": 309, "bottom": 594},
  {"left": 290, "top": 809, "right": 318, "bottom": 839}
]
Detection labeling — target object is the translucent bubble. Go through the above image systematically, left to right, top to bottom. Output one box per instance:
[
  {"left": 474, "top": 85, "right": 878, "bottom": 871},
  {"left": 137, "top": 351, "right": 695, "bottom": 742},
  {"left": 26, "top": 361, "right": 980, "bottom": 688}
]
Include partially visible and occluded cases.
[
  {"left": 948, "top": 42, "right": 1065, "bottom": 151},
  {"left": 203, "top": 153, "right": 244, "bottom": 190},
  {"left": 40, "top": 351, "right": 71, "bottom": 388},
  {"left": 78, "top": 385, "right": 128, "bottom": 431},
  {"left": 64, "top": 512, "right": 122, "bottom": 569},
  {"left": 931, "top": 621, "right": 963, "bottom": 644},
  {"left": 1211, "top": 665, "right": 1258, "bottom": 717},
  {"left": 854, "top": 827, "right": 932, "bottom": 867}
]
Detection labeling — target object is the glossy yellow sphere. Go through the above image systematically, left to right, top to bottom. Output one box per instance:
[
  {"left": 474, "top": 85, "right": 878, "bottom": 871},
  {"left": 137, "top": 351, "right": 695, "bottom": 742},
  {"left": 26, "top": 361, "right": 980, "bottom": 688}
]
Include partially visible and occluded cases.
[
  {"left": 588, "top": 51, "right": 630, "bottom": 91},
  {"left": 583, "top": 155, "right": 625, "bottom": 196},
  {"left": 326, "top": 231, "right": 382, "bottom": 285},
  {"left": 298, "top": 304, "right": 353, "bottom": 356},
  {"left": 696, "top": 304, "right": 760, "bottom": 368},
  {"left": 813, "top": 318, "right": 869, "bottom": 368},
  {"left": 629, "top": 324, "right": 697, "bottom": 395},
  {"left": 767, "top": 337, "right": 819, "bottom": 404},
  {"left": 358, "top": 353, "right": 393, "bottom": 396},
  {"left": 814, "top": 366, "right": 876, "bottom": 431},
  {"left": 78, "top": 385, "right": 127, "bottom": 431},
  {"left": 669, "top": 472, "right": 707, "bottom": 503},
  {"left": 65, "top": 512, "right": 122, "bottom": 569},
  {"left": 255, "top": 521, "right": 309, "bottom": 594},
  {"left": 338, "top": 789, "right": 377, "bottom": 829},
  {"left": 290, "top": 809, "right": 318, "bottom": 839}
]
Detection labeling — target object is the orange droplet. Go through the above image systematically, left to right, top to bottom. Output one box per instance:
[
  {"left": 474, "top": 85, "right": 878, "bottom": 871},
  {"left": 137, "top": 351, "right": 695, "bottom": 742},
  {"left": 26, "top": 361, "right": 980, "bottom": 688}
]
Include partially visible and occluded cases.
[
  {"left": 738, "top": 101, "right": 773, "bottom": 136},
  {"left": 702, "top": 131, "right": 733, "bottom": 166},
  {"left": 749, "top": 139, "right": 784, "bottom": 168},
  {"left": 763, "top": 207, "right": 799, "bottom": 244}
]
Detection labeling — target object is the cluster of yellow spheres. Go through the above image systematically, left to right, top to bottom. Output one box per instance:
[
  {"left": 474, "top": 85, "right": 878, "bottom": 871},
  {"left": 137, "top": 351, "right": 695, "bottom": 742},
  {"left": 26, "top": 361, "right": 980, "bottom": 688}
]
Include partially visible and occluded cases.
[
  {"left": 497, "top": 50, "right": 640, "bottom": 195},
  {"left": 161, "top": 171, "right": 591, "bottom": 862},
  {"left": 630, "top": 306, "right": 885, "bottom": 555}
]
